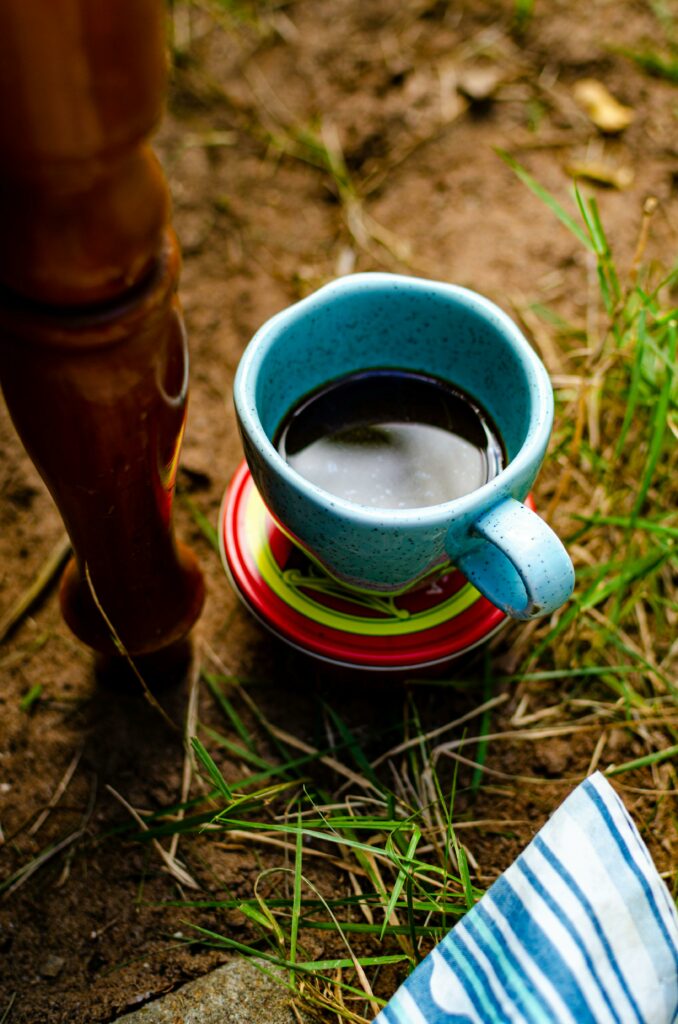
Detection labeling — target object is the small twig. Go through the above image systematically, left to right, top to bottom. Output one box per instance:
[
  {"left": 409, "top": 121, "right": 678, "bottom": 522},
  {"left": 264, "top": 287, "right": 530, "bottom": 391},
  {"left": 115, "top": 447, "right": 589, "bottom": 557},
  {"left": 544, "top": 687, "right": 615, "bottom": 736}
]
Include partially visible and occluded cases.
[
  {"left": 630, "top": 196, "right": 659, "bottom": 283},
  {"left": 0, "top": 533, "right": 71, "bottom": 643},
  {"left": 28, "top": 747, "right": 83, "bottom": 837},
  {"left": 106, "top": 784, "right": 199, "bottom": 889},
  {"left": 290, "top": 1002, "right": 305, "bottom": 1024}
]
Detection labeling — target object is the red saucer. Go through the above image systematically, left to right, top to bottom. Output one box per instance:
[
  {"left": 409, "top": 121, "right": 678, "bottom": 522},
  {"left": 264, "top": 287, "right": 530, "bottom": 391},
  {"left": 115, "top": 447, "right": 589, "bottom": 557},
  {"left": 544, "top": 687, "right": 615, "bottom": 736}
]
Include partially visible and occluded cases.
[{"left": 219, "top": 462, "right": 522, "bottom": 671}]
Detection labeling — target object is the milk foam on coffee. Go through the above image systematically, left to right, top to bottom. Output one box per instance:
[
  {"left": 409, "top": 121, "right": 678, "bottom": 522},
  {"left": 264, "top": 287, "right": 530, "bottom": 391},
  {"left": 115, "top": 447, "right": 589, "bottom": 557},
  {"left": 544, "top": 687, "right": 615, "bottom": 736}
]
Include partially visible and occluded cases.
[{"left": 276, "top": 369, "right": 504, "bottom": 510}]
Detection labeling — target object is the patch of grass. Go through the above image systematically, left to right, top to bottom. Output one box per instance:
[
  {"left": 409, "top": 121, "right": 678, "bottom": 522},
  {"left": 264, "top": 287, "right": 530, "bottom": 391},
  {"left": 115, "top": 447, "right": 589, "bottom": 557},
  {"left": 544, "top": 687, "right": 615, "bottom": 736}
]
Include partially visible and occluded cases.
[
  {"left": 617, "top": 0, "right": 678, "bottom": 82},
  {"left": 623, "top": 48, "right": 678, "bottom": 83},
  {"left": 265, "top": 119, "right": 415, "bottom": 269},
  {"left": 116, "top": 157, "right": 676, "bottom": 1021},
  {"left": 502, "top": 157, "right": 676, "bottom": 688},
  {"left": 125, "top": 678, "right": 490, "bottom": 1020}
]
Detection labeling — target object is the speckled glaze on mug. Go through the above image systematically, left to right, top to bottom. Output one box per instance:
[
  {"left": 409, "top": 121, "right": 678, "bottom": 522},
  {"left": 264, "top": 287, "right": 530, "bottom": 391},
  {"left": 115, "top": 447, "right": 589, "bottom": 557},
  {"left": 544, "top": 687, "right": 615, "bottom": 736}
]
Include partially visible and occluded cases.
[{"left": 234, "top": 273, "right": 574, "bottom": 620}]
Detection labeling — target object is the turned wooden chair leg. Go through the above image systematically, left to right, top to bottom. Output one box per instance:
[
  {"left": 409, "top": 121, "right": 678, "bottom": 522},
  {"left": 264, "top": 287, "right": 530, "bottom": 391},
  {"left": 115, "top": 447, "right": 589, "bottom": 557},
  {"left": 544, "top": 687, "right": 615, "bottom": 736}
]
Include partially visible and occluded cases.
[{"left": 0, "top": 0, "right": 204, "bottom": 656}]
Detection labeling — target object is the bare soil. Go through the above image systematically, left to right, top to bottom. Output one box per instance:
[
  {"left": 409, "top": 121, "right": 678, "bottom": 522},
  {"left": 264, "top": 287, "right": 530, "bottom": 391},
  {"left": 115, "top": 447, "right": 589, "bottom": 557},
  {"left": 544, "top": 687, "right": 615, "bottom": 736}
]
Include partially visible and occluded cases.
[{"left": 1, "top": 1, "right": 677, "bottom": 1021}]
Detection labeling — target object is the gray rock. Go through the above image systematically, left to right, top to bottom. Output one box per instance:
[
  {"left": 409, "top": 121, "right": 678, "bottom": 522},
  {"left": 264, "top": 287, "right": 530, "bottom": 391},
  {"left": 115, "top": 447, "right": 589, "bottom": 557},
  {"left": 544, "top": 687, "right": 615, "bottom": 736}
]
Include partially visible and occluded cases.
[{"left": 114, "top": 958, "right": 312, "bottom": 1024}]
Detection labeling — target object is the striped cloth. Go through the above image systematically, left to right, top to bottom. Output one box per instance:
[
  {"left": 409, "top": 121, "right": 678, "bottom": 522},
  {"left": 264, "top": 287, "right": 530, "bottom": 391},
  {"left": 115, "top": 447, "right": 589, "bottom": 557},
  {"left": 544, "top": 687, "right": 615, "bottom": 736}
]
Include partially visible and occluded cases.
[{"left": 375, "top": 772, "right": 678, "bottom": 1024}]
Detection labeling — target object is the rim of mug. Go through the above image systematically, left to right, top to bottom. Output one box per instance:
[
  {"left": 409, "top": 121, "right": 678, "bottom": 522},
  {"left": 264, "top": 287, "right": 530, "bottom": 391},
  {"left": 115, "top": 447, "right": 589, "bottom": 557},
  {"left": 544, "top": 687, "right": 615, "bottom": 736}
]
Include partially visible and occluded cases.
[{"left": 234, "top": 272, "right": 554, "bottom": 526}]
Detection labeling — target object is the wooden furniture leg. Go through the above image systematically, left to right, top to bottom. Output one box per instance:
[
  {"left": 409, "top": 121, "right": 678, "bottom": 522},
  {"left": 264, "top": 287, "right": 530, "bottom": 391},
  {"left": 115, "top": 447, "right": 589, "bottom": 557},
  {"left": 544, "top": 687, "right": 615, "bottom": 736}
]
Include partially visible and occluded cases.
[{"left": 0, "top": 0, "right": 205, "bottom": 656}]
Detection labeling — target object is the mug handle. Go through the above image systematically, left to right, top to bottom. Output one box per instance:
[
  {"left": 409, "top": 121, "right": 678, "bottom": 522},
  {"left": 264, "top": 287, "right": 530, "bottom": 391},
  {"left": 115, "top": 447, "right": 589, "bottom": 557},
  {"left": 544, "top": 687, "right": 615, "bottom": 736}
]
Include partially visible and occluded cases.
[{"left": 454, "top": 497, "right": 575, "bottom": 620}]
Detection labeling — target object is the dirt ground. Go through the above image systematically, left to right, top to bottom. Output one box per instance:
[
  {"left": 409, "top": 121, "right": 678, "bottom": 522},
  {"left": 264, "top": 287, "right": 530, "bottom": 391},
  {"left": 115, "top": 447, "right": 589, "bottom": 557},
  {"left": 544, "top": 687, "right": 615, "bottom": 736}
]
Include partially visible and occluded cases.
[{"left": 1, "top": 1, "right": 677, "bottom": 1021}]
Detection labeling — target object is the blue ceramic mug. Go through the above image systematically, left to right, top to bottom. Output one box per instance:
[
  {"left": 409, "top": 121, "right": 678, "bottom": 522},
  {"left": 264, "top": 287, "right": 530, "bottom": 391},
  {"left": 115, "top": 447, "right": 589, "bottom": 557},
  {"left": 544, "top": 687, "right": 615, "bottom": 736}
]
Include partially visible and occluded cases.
[{"left": 234, "top": 273, "right": 574, "bottom": 620}]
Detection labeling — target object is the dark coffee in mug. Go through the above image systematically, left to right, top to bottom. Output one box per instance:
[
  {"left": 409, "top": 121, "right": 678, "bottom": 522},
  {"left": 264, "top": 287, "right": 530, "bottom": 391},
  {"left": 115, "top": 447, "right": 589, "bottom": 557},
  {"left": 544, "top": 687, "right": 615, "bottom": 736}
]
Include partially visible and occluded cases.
[{"left": 275, "top": 369, "right": 505, "bottom": 510}]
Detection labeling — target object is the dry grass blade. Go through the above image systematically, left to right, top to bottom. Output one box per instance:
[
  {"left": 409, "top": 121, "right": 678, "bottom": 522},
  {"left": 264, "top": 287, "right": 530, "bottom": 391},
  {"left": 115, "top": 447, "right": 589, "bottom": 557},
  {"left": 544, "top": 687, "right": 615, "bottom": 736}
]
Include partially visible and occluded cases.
[
  {"left": 630, "top": 196, "right": 659, "bottom": 281},
  {"left": 545, "top": 387, "right": 586, "bottom": 524},
  {"left": 0, "top": 532, "right": 70, "bottom": 643},
  {"left": 84, "top": 563, "right": 178, "bottom": 732},
  {"left": 203, "top": 640, "right": 382, "bottom": 795},
  {"left": 168, "top": 641, "right": 203, "bottom": 863},
  {"left": 371, "top": 693, "right": 508, "bottom": 768},
  {"left": 431, "top": 717, "right": 678, "bottom": 763},
  {"left": 266, "top": 723, "right": 384, "bottom": 797},
  {"left": 587, "top": 732, "right": 608, "bottom": 776},
  {"left": 28, "top": 747, "right": 83, "bottom": 837},
  {"left": 437, "top": 748, "right": 583, "bottom": 786},
  {"left": 2, "top": 776, "right": 96, "bottom": 899},
  {"left": 106, "top": 785, "right": 199, "bottom": 890},
  {"left": 2, "top": 827, "right": 85, "bottom": 900},
  {"left": 216, "top": 832, "right": 370, "bottom": 877},
  {"left": 302, "top": 875, "right": 382, "bottom": 1020},
  {"left": 349, "top": 952, "right": 381, "bottom": 1021},
  {"left": 0, "top": 992, "right": 16, "bottom": 1024}
]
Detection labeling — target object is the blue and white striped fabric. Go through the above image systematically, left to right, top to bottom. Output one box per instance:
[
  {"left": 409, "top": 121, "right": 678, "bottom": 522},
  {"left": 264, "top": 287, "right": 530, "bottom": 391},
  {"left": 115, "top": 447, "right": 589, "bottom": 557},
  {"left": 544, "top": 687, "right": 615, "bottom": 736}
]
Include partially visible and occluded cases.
[{"left": 375, "top": 772, "right": 678, "bottom": 1024}]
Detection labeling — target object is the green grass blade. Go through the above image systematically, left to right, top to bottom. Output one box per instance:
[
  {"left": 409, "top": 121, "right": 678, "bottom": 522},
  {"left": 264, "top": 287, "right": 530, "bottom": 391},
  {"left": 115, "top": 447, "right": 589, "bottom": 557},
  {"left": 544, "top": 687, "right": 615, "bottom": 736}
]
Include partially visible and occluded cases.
[
  {"left": 514, "top": 0, "right": 535, "bottom": 32},
  {"left": 622, "top": 48, "right": 678, "bottom": 83},
  {"left": 497, "top": 150, "right": 594, "bottom": 251},
  {"left": 588, "top": 196, "right": 622, "bottom": 308},
  {"left": 632, "top": 319, "right": 677, "bottom": 517},
  {"left": 180, "top": 493, "right": 220, "bottom": 553},
  {"left": 572, "top": 514, "right": 678, "bottom": 540},
  {"left": 529, "top": 548, "right": 669, "bottom": 663},
  {"left": 500, "top": 665, "right": 645, "bottom": 682},
  {"left": 203, "top": 673, "right": 258, "bottom": 753},
  {"left": 19, "top": 683, "right": 42, "bottom": 712},
  {"left": 324, "top": 704, "right": 384, "bottom": 791},
  {"left": 201, "top": 726, "right": 271, "bottom": 770},
  {"left": 191, "top": 737, "right": 233, "bottom": 800},
  {"left": 605, "top": 744, "right": 678, "bottom": 777},
  {"left": 133, "top": 809, "right": 221, "bottom": 840},
  {"left": 289, "top": 811, "right": 303, "bottom": 983},
  {"left": 380, "top": 826, "right": 421, "bottom": 940},
  {"left": 450, "top": 831, "right": 474, "bottom": 912},
  {"left": 405, "top": 875, "right": 420, "bottom": 962},
  {"left": 253, "top": 889, "right": 287, "bottom": 952},
  {"left": 239, "top": 901, "right": 278, "bottom": 932},
  {"left": 294, "top": 955, "right": 405, "bottom": 971}
]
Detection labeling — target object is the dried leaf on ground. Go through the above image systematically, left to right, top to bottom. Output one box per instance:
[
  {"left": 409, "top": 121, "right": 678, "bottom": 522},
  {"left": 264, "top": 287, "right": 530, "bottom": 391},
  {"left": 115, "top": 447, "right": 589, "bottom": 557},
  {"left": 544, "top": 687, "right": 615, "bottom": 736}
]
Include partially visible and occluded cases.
[
  {"left": 573, "top": 78, "right": 635, "bottom": 133},
  {"left": 566, "top": 159, "right": 635, "bottom": 189}
]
